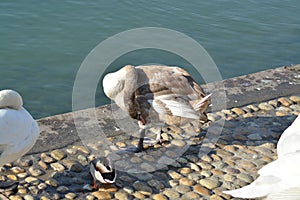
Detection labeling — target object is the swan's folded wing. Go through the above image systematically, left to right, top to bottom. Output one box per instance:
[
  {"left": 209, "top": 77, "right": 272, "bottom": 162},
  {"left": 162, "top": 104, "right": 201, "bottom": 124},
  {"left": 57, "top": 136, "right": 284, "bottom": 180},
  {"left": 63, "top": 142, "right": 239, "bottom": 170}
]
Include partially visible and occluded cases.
[{"left": 151, "top": 95, "right": 200, "bottom": 119}]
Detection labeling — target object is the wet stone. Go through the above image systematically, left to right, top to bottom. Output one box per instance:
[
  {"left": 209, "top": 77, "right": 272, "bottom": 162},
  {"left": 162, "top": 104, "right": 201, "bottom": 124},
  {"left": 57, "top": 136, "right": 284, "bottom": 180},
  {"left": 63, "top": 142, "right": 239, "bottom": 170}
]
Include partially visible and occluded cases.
[
  {"left": 290, "top": 96, "right": 300, "bottom": 103},
  {"left": 278, "top": 97, "right": 292, "bottom": 106},
  {"left": 268, "top": 99, "right": 279, "bottom": 107},
  {"left": 258, "top": 102, "right": 274, "bottom": 110},
  {"left": 247, "top": 104, "right": 260, "bottom": 112},
  {"left": 290, "top": 104, "right": 300, "bottom": 111},
  {"left": 277, "top": 106, "right": 291, "bottom": 112},
  {"left": 231, "top": 107, "right": 245, "bottom": 115},
  {"left": 276, "top": 110, "right": 290, "bottom": 116},
  {"left": 207, "top": 113, "right": 217, "bottom": 122},
  {"left": 232, "top": 133, "right": 248, "bottom": 141},
  {"left": 248, "top": 133, "right": 262, "bottom": 140},
  {"left": 171, "top": 139, "right": 186, "bottom": 147},
  {"left": 116, "top": 141, "right": 126, "bottom": 148},
  {"left": 72, "top": 145, "right": 90, "bottom": 154},
  {"left": 66, "top": 147, "right": 77, "bottom": 155},
  {"left": 51, "top": 149, "right": 67, "bottom": 161},
  {"left": 165, "top": 150, "right": 177, "bottom": 158},
  {"left": 41, "top": 153, "right": 55, "bottom": 163},
  {"left": 201, "top": 154, "right": 213, "bottom": 163},
  {"left": 77, "top": 155, "right": 87, "bottom": 164},
  {"left": 143, "top": 155, "right": 155, "bottom": 162},
  {"left": 130, "top": 156, "right": 142, "bottom": 163},
  {"left": 17, "top": 159, "right": 33, "bottom": 167},
  {"left": 62, "top": 160, "right": 83, "bottom": 172},
  {"left": 239, "top": 160, "right": 256, "bottom": 169},
  {"left": 38, "top": 161, "right": 48, "bottom": 170},
  {"left": 211, "top": 161, "right": 226, "bottom": 169},
  {"left": 50, "top": 162, "right": 65, "bottom": 172},
  {"left": 197, "top": 162, "right": 213, "bottom": 170},
  {"left": 140, "top": 163, "right": 156, "bottom": 172},
  {"left": 189, "top": 163, "right": 200, "bottom": 172},
  {"left": 29, "top": 166, "right": 44, "bottom": 177},
  {"left": 11, "top": 167, "right": 25, "bottom": 174},
  {"left": 179, "top": 167, "right": 192, "bottom": 175},
  {"left": 211, "top": 169, "right": 224, "bottom": 176},
  {"left": 168, "top": 170, "right": 182, "bottom": 179},
  {"left": 200, "top": 170, "right": 212, "bottom": 177},
  {"left": 17, "top": 172, "right": 27, "bottom": 179},
  {"left": 187, "top": 173, "right": 202, "bottom": 182},
  {"left": 237, "top": 173, "right": 254, "bottom": 183},
  {"left": 7, "top": 174, "right": 17, "bottom": 181},
  {"left": 224, "top": 174, "right": 235, "bottom": 182},
  {"left": 25, "top": 177, "right": 39, "bottom": 184},
  {"left": 179, "top": 177, "right": 195, "bottom": 186},
  {"left": 45, "top": 178, "right": 59, "bottom": 187},
  {"left": 199, "top": 178, "right": 221, "bottom": 190},
  {"left": 147, "top": 179, "right": 165, "bottom": 190},
  {"left": 169, "top": 179, "right": 179, "bottom": 187},
  {"left": 133, "top": 181, "right": 153, "bottom": 195},
  {"left": 38, "top": 183, "right": 47, "bottom": 190},
  {"left": 98, "top": 184, "right": 118, "bottom": 193},
  {"left": 193, "top": 184, "right": 210, "bottom": 196},
  {"left": 174, "top": 185, "right": 191, "bottom": 194},
  {"left": 28, "top": 186, "right": 39, "bottom": 195},
  {"left": 57, "top": 186, "right": 69, "bottom": 193},
  {"left": 123, "top": 186, "right": 134, "bottom": 194},
  {"left": 18, "top": 187, "right": 28, "bottom": 194},
  {"left": 163, "top": 189, "right": 180, "bottom": 199},
  {"left": 92, "top": 191, "right": 111, "bottom": 199},
  {"left": 114, "top": 191, "right": 129, "bottom": 200},
  {"left": 133, "top": 191, "right": 145, "bottom": 199},
  {"left": 182, "top": 191, "right": 200, "bottom": 200},
  {"left": 65, "top": 193, "right": 77, "bottom": 199},
  {"left": 152, "top": 193, "right": 168, "bottom": 200},
  {"left": 210, "top": 194, "right": 223, "bottom": 200},
  {"left": 24, "top": 195, "right": 34, "bottom": 200},
  {"left": 8, "top": 196, "right": 23, "bottom": 200},
  {"left": 40, "top": 196, "right": 51, "bottom": 200}
]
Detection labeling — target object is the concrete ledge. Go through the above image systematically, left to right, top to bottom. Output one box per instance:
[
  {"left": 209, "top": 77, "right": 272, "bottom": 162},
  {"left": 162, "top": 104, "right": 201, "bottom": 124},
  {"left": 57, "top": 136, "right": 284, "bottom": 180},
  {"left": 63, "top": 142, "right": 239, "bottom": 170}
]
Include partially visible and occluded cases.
[{"left": 30, "top": 64, "right": 300, "bottom": 154}]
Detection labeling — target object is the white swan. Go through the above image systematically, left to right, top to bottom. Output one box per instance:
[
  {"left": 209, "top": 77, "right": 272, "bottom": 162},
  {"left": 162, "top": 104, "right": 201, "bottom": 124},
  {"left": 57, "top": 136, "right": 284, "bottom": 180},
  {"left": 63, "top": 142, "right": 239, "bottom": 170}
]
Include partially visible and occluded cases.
[
  {"left": 103, "top": 65, "right": 211, "bottom": 152},
  {"left": 0, "top": 89, "right": 40, "bottom": 195},
  {"left": 224, "top": 115, "right": 300, "bottom": 199}
]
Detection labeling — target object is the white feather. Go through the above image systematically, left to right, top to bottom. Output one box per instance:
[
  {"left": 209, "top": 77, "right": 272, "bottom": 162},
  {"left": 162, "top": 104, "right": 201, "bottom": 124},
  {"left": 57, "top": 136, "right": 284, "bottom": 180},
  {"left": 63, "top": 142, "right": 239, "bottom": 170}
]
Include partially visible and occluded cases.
[
  {"left": 224, "top": 115, "right": 300, "bottom": 199},
  {"left": 277, "top": 115, "right": 300, "bottom": 157}
]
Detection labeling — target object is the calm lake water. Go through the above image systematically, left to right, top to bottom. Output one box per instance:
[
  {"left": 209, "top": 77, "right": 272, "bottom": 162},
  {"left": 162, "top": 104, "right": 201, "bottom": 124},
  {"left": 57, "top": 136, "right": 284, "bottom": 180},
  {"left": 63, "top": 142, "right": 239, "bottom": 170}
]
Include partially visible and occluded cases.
[{"left": 1, "top": 0, "right": 299, "bottom": 118}]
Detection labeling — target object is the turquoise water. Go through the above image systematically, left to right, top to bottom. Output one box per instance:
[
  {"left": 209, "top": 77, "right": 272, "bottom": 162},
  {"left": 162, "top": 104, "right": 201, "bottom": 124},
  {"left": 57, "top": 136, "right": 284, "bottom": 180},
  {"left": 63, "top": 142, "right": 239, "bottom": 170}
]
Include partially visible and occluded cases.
[{"left": 1, "top": 0, "right": 299, "bottom": 118}]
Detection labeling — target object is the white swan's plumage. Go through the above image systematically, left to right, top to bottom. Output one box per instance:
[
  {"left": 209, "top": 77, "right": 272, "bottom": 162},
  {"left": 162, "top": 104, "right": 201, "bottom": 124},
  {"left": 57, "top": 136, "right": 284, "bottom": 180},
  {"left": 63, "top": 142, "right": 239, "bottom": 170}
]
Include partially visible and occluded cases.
[
  {"left": 0, "top": 89, "right": 39, "bottom": 166},
  {"left": 224, "top": 115, "right": 300, "bottom": 199},
  {"left": 276, "top": 115, "right": 300, "bottom": 157}
]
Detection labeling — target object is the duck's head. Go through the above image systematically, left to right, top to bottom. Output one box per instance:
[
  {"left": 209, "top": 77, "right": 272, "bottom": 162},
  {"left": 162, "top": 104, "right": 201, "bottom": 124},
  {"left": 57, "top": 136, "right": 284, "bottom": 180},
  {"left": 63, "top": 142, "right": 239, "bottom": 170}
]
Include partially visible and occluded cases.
[
  {"left": 102, "top": 65, "right": 134, "bottom": 99},
  {"left": 0, "top": 89, "right": 23, "bottom": 110}
]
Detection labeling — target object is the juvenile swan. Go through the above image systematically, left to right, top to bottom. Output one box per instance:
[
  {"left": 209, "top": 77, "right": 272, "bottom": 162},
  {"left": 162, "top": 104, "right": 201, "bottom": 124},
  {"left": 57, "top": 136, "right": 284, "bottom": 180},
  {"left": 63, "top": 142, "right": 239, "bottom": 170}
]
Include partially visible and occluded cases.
[{"left": 103, "top": 65, "right": 211, "bottom": 152}]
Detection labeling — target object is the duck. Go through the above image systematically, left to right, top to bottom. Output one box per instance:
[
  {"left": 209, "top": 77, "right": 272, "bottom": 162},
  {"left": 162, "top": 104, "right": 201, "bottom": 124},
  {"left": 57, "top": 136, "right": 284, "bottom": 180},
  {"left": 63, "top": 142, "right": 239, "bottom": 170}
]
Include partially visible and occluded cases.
[
  {"left": 103, "top": 65, "right": 211, "bottom": 152},
  {"left": 0, "top": 89, "right": 40, "bottom": 195},
  {"left": 223, "top": 115, "right": 300, "bottom": 199},
  {"left": 89, "top": 157, "right": 116, "bottom": 189}
]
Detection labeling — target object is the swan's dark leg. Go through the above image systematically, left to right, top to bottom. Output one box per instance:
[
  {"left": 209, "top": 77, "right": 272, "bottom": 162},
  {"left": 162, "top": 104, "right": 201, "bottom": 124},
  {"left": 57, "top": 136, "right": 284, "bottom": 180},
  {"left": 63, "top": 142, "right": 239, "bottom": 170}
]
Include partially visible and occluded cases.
[
  {"left": 117, "top": 125, "right": 146, "bottom": 153},
  {"left": 143, "top": 128, "right": 163, "bottom": 145}
]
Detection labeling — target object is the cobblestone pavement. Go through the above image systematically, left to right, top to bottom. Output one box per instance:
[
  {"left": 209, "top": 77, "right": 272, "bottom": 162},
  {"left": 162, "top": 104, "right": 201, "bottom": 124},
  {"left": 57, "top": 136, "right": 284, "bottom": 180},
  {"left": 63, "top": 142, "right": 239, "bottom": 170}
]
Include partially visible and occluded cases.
[{"left": 1, "top": 95, "right": 299, "bottom": 200}]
